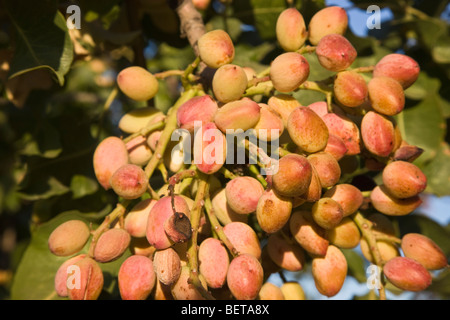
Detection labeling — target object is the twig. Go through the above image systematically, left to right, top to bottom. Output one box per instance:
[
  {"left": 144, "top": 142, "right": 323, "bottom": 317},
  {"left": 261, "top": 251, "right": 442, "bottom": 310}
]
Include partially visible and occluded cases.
[
  {"left": 144, "top": 88, "right": 197, "bottom": 182},
  {"left": 122, "top": 120, "right": 165, "bottom": 144},
  {"left": 248, "top": 164, "right": 268, "bottom": 188},
  {"left": 219, "top": 167, "right": 238, "bottom": 180},
  {"left": 186, "top": 173, "right": 215, "bottom": 300},
  {"left": 204, "top": 194, "right": 239, "bottom": 257},
  {"left": 87, "top": 200, "right": 131, "bottom": 258},
  {"left": 352, "top": 211, "right": 387, "bottom": 300}
]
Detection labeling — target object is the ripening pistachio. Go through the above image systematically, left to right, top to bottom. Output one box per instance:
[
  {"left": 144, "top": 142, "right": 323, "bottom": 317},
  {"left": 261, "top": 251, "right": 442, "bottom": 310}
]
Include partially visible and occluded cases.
[
  {"left": 308, "top": 6, "right": 348, "bottom": 45},
  {"left": 276, "top": 8, "right": 307, "bottom": 52},
  {"left": 198, "top": 29, "right": 235, "bottom": 69},
  {"left": 316, "top": 34, "right": 357, "bottom": 72},
  {"left": 270, "top": 53, "right": 310, "bottom": 93},
  {"left": 373, "top": 53, "right": 420, "bottom": 89},
  {"left": 212, "top": 64, "right": 248, "bottom": 103},
  {"left": 117, "top": 66, "right": 159, "bottom": 101},
  {"left": 242, "top": 66, "right": 257, "bottom": 81},
  {"left": 333, "top": 71, "right": 368, "bottom": 107},
  {"left": 368, "top": 76, "right": 405, "bottom": 116},
  {"left": 267, "top": 94, "right": 302, "bottom": 128},
  {"left": 176, "top": 95, "right": 218, "bottom": 133},
  {"left": 214, "top": 98, "right": 261, "bottom": 132},
  {"left": 307, "top": 101, "right": 328, "bottom": 118},
  {"left": 253, "top": 103, "right": 284, "bottom": 141},
  {"left": 287, "top": 106, "right": 329, "bottom": 153},
  {"left": 118, "top": 107, "right": 164, "bottom": 134},
  {"left": 361, "top": 111, "right": 396, "bottom": 158},
  {"left": 322, "top": 112, "right": 360, "bottom": 155},
  {"left": 193, "top": 122, "right": 227, "bottom": 175},
  {"left": 324, "top": 134, "right": 348, "bottom": 161},
  {"left": 126, "top": 135, "right": 153, "bottom": 166},
  {"left": 93, "top": 136, "right": 129, "bottom": 190},
  {"left": 393, "top": 143, "right": 424, "bottom": 163},
  {"left": 307, "top": 152, "right": 341, "bottom": 189},
  {"left": 272, "top": 153, "right": 313, "bottom": 198},
  {"left": 382, "top": 161, "right": 427, "bottom": 199},
  {"left": 110, "top": 164, "right": 148, "bottom": 200},
  {"left": 300, "top": 165, "right": 322, "bottom": 203},
  {"left": 225, "top": 176, "right": 264, "bottom": 214},
  {"left": 323, "top": 184, "right": 364, "bottom": 217},
  {"left": 370, "top": 185, "right": 422, "bottom": 216},
  {"left": 211, "top": 188, "right": 249, "bottom": 225},
  {"left": 256, "top": 188, "right": 293, "bottom": 234},
  {"left": 146, "top": 195, "right": 190, "bottom": 250},
  {"left": 311, "top": 197, "right": 344, "bottom": 230},
  {"left": 124, "top": 198, "right": 157, "bottom": 238},
  {"left": 289, "top": 210, "right": 329, "bottom": 256},
  {"left": 327, "top": 217, "right": 361, "bottom": 249},
  {"left": 48, "top": 220, "right": 90, "bottom": 257},
  {"left": 223, "top": 221, "right": 261, "bottom": 259},
  {"left": 94, "top": 228, "right": 131, "bottom": 263},
  {"left": 267, "top": 232, "right": 306, "bottom": 272},
  {"left": 401, "top": 233, "right": 448, "bottom": 270},
  {"left": 198, "top": 237, "right": 229, "bottom": 289},
  {"left": 311, "top": 245, "right": 347, "bottom": 297},
  {"left": 153, "top": 247, "right": 182, "bottom": 286},
  {"left": 54, "top": 254, "right": 86, "bottom": 297},
  {"left": 227, "top": 254, "right": 264, "bottom": 300},
  {"left": 118, "top": 255, "right": 156, "bottom": 300},
  {"left": 68, "top": 257, "right": 104, "bottom": 300},
  {"left": 383, "top": 257, "right": 432, "bottom": 292},
  {"left": 171, "top": 266, "right": 208, "bottom": 300},
  {"left": 258, "top": 282, "right": 285, "bottom": 300},
  {"left": 280, "top": 282, "right": 306, "bottom": 300}
]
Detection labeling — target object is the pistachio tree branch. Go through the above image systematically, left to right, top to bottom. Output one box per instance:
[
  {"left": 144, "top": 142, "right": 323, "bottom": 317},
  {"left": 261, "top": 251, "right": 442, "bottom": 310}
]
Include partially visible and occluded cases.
[{"left": 175, "top": 0, "right": 206, "bottom": 57}]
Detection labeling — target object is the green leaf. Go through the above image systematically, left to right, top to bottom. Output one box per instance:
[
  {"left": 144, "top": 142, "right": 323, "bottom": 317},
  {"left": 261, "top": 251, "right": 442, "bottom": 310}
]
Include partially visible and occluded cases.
[
  {"left": 5, "top": 0, "right": 74, "bottom": 86},
  {"left": 80, "top": 0, "right": 121, "bottom": 30},
  {"left": 233, "top": 0, "right": 286, "bottom": 40},
  {"left": 206, "top": 16, "right": 243, "bottom": 42},
  {"left": 410, "top": 19, "right": 447, "bottom": 54},
  {"left": 86, "top": 22, "right": 142, "bottom": 46},
  {"left": 432, "top": 34, "right": 450, "bottom": 64},
  {"left": 233, "top": 42, "right": 276, "bottom": 72},
  {"left": 147, "top": 43, "right": 196, "bottom": 72},
  {"left": 154, "top": 79, "right": 174, "bottom": 115},
  {"left": 396, "top": 88, "right": 445, "bottom": 167},
  {"left": 438, "top": 95, "right": 450, "bottom": 119},
  {"left": 19, "top": 123, "right": 62, "bottom": 159},
  {"left": 422, "top": 142, "right": 450, "bottom": 197},
  {"left": 70, "top": 175, "right": 98, "bottom": 199},
  {"left": 18, "top": 176, "right": 70, "bottom": 201},
  {"left": 11, "top": 211, "right": 130, "bottom": 300},
  {"left": 11, "top": 211, "right": 90, "bottom": 300},
  {"left": 341, "top": 249, "right": 367, "bottom": 283},
  {"left": 428, "top": 268, "right": 450, "bottom": 298}
]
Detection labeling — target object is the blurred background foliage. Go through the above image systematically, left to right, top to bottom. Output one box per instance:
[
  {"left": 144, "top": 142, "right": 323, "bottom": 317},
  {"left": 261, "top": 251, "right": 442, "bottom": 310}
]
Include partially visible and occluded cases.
[{"left": 0, "top": 0, "right": 449, "bottom": 299}]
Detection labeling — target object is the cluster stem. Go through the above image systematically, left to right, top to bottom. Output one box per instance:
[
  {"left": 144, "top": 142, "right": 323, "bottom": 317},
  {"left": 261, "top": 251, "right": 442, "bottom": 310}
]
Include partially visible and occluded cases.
[
  {"left": 186, "top": 173, "right": 215, "bottom": 300},
  {"left": 352, "top": 211, "right": 387, "bottom": 300}
]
